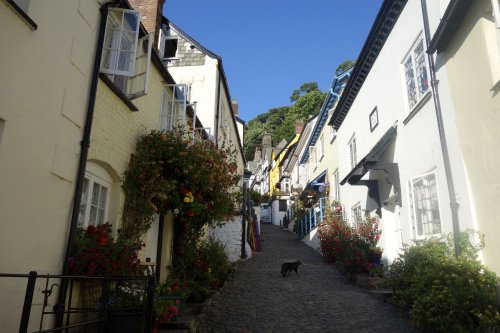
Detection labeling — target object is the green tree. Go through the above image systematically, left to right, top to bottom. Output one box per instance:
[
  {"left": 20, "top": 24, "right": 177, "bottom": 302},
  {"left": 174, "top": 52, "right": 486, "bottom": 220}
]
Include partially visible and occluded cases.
[
  {"left": 336, "top": 60, "right": 356, "bottom": 74},
  {"left": 244, "top": 82, "right": 325, "bottom": 161},
  {"left": 290, "top": 82, "right": 320, "bottom": 102},
  {"left": 291, "top": 90, "right": 326, "bottom": 121}
]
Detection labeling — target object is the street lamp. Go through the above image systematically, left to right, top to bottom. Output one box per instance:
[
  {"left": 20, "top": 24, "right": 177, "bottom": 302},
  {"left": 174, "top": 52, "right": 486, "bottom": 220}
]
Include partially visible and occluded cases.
[{"left": 241, "top": 169, "right": 252, "bottom": 259}]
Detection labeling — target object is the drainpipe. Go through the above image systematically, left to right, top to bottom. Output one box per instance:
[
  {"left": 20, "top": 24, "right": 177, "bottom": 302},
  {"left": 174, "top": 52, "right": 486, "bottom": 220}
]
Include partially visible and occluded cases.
[
  {"left": 420, "top": 0, "right": 461, "bottom": 256},
  {"left": 55, "top": 1, "right": 116, "bottom": 328},
  {"left": 214, "top": 67, "right": 222, "bottom": 145},
  {"left": 155, "top": 214, "right": 164, "bottom": 283}
]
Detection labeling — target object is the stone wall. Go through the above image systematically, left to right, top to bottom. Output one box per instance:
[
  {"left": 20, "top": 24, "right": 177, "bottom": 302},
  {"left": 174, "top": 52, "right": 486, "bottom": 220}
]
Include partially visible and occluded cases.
[{"left": 162, "top": 27, "right": 206, "bottom": 67}]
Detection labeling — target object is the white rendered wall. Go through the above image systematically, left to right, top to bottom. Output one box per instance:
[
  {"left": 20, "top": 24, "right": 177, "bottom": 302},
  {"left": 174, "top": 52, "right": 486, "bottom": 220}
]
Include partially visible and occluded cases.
[
  {"left": 332, "top": 0, "right": 475, "bottom": 264},
  {"left": 167, "top": 57, "right": 219, "bottom": 133},
  {"left": 209, "top": 217, "right": 244, "bottom": 262},
  {"left": 301, "top": 226, "right": 322, "bottom": 253}
]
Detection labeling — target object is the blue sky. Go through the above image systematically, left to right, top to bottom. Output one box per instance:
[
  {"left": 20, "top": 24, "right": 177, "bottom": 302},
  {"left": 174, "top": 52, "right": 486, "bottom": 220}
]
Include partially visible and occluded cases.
[{"left": 162, "top": 1, "right": 383, "bottom": 123}]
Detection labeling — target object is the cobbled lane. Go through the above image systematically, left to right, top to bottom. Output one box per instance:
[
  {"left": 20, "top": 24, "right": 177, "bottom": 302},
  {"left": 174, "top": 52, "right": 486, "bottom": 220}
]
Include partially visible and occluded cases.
[{"left": 197, "top": 223, "right": 412, "bottom": 333}]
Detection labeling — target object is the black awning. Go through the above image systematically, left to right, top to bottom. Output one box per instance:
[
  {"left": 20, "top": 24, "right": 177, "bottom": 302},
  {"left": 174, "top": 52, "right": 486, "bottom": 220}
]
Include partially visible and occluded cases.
[{"left": 341, "top": 123, "right": 397, "bottom": 185}]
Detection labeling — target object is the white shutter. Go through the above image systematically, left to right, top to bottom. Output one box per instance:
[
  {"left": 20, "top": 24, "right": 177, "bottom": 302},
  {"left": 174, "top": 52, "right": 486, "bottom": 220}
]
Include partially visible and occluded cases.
[{"left": 126, "top": 34, "right": 152, "bottom": 99}]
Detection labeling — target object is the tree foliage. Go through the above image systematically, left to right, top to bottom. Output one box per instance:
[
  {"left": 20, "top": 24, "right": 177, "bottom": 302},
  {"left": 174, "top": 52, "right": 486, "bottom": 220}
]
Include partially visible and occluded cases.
[
  {"left": 336, "top": 60, "right": 356, "bottom": 74},
  {"left": 243, "top": 82, "right": 325, "bottom": 161},
  {"left": 290, "top": 82, "right": 319, "bottom": 102}
]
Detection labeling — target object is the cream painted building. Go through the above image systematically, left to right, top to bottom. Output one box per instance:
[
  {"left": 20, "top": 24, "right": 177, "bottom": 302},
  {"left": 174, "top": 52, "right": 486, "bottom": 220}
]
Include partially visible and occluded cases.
[
  {"left": 0, "top": 0, "right": 104, "bottom": 330},
  {"left": 0, "top": 0, "right": 206, "bottom": 329},
  {"left": 427, "top": 0, "right": 500, "bottom": 273}
]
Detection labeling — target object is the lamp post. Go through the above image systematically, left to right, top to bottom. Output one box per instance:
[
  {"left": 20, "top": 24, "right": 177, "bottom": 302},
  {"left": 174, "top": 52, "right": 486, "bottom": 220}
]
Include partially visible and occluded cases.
[{"left": 241, "top": 169, "right": 252, "bottom": 259}]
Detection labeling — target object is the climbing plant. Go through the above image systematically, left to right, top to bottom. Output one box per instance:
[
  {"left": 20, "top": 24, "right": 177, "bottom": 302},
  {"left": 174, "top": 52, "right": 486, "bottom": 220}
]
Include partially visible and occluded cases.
[{"left": 121, "top": 129, "right": 241, "bottom": 243}]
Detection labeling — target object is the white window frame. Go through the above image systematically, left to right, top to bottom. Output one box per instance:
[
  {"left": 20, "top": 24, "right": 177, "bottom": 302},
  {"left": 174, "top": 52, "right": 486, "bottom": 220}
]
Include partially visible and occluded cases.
[
  {"left": 492, "top": 0, "right": 500, "bottom": 29},
  {"left": 100, "top": 8, "right": 140, "bottom": 77},
  {"left": 159, "top": 29, "right": 180, "bottom": 60},
  {"left": 120, "top": 34, "right": 152, "bottom": 100},
  {"left": 403, "top": 35, "right": 430, "bottom": 110},
  {"left": 162, "top": 36, "right": 179, "bottom": 60},
  {"left": 160, "top": 84, "right": 187, "bottom": 131},
  {"left": 160, "top": 89, "right": 177, "bottom": 132},
  {"left": 219, "top": 102, "right": 227, "bottom": 129},
  {"left": 369, "top": 107, "right": 379, "bottom": 132},
  {"left": 329, "top": 126, "right": 337, "bottom": 142},
  {"left": 348, "top": 133, "right": 357, "bottom": 170},
  {"left": 318, "top": 134, "right": 324, "bottom": 162},
  {"left": 308, "top": 146, "right": 317, "bottom": 170},
  {"left": 79, "top": 164, "right": 112, "bottom": 228},
  {"left": 333, "top": 169, "right": 340, "bottom": 201},
  {"left": 408, "top": 170, "right": 442, "bottom": 239},
  {"left": 351, "top": 203, "right": 362, "bottom": 228}
]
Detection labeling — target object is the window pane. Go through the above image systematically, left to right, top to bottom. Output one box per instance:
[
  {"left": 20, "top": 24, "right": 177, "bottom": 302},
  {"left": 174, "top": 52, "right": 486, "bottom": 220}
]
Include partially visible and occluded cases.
[
  {"left": 101, "top": 9, "right": 139, "bottom": 76},
  {"left": 123, "top": 11, "right": 139, "bottom": 32},
  {"left": 164, "top": 38, "right": 178, "bottom": 58},
  {"left": 415, "top": 40, "right": 429, "bottom": 95},
  {"left": 405, "top": 57, "right": 417, "bottom": 108},
  {"left": 349, "top": 136, "right": 357, "bottom": 169},
  {"left": 412, "top": 172, "right": 441, "bottom": 237},
  {"left": 79, "top": 179, "right": 90, "bottom": 226},
  {"left": 91, "top": 183, "right": 100, "bottom": 206},
  {"left": 99, "top": 187, "right": 108, "bottom": 209},
  {"left": 89, "top": 206, "right": 97, "bottom": 226},
  {"left": 97, "top": 208, "right": 105, "bottom": 225}
]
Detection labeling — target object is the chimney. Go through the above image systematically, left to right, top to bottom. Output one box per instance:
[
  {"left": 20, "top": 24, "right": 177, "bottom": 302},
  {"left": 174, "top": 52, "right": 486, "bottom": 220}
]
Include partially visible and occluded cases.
[
  {"left": 128, "top": 0, "right": 165, "bottom": 48},
  {"left": 231, "top": 99, "right": 239, "bottom": 117},
  {"left": 294, "top": 120, "right": 304, "bottom": 134},
  {"left": 262, "top": 133, "right": 272, "bottom": 149},
  {"left": 254, "top": 146, "right": 262, "bottom": 161}
]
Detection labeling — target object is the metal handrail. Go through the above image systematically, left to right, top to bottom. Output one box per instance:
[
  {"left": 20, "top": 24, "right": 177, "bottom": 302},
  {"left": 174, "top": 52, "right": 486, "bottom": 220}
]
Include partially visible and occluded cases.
[{"left": 0, "top": 272, "right": 154, "bottom": 333}]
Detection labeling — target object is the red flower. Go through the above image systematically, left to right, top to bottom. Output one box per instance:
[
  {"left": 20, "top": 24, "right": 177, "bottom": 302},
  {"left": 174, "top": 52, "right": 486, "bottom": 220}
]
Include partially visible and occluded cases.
[{"left": 98, "top": 235, "right": 109, "bottom": 246}]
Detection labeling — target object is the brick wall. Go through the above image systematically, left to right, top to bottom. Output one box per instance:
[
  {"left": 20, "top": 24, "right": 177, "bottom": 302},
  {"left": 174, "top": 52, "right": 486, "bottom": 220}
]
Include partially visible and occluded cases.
[{"left": 128, "top": 0, "right": 165, "bottom": 47}]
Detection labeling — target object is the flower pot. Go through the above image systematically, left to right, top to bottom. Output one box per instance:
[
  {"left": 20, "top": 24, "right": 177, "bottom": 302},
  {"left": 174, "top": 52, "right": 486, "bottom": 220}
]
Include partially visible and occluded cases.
[{"left": 107, "top": 311, "right": 144, "bottom": 333}]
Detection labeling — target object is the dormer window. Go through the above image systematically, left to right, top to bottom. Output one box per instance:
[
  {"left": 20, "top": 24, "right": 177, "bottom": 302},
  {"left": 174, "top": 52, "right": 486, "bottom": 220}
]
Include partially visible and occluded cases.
[
  {"left": 159, "top": 29, "right": 179, "bottom": 60},
  {"left": 163, "top": 37, "right": 178, "bottom": 58}
]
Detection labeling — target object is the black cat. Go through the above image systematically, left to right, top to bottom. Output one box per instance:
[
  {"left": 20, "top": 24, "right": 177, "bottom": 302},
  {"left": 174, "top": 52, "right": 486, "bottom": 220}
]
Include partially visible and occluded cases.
[{"left": 281, "top": 260, "right": 301, "bottom": 277}]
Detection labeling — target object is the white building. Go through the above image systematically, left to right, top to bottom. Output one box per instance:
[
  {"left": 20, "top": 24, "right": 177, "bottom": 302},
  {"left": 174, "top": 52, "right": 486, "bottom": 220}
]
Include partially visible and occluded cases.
[{"left": 327, "top": 0, "right": 477, "bottom": 265}]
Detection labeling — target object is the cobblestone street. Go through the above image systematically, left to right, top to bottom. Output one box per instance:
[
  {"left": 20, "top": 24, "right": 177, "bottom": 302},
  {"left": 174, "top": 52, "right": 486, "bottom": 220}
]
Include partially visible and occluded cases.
[{"left": 198, "top": 224, "right": 412, "bottom": 333}]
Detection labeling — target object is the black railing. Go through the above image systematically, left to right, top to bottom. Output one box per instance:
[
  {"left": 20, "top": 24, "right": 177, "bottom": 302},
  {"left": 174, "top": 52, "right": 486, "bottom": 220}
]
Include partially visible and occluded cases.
[{"left": 0, "top": 272, "right": 155, "bottom": 333}]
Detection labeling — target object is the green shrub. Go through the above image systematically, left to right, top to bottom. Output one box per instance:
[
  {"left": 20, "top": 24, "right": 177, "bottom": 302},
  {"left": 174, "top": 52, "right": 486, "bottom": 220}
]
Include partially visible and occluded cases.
[
  {"left": 386, "top": 232, "right": 500, "bottom": 332},
  {"left": 198, "top": 237, "right": 231, "bottom": 282}
]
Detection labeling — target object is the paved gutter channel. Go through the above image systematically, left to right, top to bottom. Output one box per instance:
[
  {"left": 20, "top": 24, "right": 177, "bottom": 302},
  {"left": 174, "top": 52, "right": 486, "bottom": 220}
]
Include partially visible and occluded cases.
[{"left": 162, "top": 223, "right": 413, "bottom": 333}]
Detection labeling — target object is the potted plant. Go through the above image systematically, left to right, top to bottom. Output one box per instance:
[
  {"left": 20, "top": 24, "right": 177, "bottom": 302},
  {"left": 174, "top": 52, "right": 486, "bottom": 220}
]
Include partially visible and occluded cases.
[
  {"left": 156, "top": 277, "right": 190, "bottom": 313},
  {"left": 106, "top": 282, "right": 146, "bottom": 333},
  {"left": 153, "top": 298, "right": 180, "bottom": 331}
]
